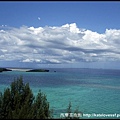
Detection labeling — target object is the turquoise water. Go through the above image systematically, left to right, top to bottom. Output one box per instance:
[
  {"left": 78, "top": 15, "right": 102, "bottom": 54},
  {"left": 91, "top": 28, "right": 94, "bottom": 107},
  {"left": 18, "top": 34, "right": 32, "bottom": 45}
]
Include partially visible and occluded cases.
[{"left": 0, "top": 68, "right": 120, "bottom": 119}]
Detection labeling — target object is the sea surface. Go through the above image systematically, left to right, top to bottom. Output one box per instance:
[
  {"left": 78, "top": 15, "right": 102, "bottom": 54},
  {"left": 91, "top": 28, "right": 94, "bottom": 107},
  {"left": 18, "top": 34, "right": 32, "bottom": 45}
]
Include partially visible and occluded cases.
[{"left": 0, "top": 68, "right": 120, "bottom": 119}]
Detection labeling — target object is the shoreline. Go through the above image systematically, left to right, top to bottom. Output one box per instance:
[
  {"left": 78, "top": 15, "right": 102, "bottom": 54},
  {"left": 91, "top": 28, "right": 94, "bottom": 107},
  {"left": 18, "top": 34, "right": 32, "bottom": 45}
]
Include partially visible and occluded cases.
[{"left": 7, "top": 68, "right": 32, "bottom": 72}]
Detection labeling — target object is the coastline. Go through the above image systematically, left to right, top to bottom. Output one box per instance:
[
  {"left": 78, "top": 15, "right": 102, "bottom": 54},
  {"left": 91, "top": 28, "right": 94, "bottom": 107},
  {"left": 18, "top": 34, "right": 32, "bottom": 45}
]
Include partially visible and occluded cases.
[{"left": 7, "top": 68, "right": 32, "bottom": 72}]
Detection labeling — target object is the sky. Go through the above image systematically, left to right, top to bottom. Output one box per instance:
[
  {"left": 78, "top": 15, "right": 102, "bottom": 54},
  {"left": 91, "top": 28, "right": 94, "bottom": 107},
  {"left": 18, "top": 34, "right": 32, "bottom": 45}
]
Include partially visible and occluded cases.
[{"left": 0, "top": 1, "right": 120, "bottom": 69}]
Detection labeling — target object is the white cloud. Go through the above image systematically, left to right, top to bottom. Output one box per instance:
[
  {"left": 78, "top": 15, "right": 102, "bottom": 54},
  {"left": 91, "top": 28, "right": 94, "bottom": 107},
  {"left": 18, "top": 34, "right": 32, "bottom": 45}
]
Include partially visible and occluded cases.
[
  {"left": 0, "top": 23, "right": 120, "bottom": 64},
  {"left": 69, "top": 23, "right": 80, "bottom": 33},
  {"left": 28, "top": 26, "right": 44, "bottom": 35},
  {"left": 1, "top": 49, "right": 7, "bottom": 53},
  {"left": 22, "top": 59, "right": 33, "bottom": 62}
]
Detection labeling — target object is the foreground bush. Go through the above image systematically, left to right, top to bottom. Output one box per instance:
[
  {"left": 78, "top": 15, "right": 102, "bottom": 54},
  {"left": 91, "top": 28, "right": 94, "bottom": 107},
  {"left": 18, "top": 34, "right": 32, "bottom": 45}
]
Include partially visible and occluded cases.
[{"left": 0, "top": 76, "right": 52, "bottom": 119}]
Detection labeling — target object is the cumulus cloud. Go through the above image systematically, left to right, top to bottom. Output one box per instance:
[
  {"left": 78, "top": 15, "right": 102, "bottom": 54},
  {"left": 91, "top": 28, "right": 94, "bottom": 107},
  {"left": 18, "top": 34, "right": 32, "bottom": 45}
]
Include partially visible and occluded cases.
[{"left": 0, "top": 23, "right": 120, "bottom": 64}]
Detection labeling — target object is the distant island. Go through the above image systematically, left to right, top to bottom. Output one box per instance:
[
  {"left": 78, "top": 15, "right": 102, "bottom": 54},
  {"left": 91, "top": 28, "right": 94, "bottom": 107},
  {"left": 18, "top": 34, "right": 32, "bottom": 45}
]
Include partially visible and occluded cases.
[
  {"left": 0, "top": 68, "right": 12, "bottom": 72},
  {"left": 26, "top": 69, "right": 49, "bottom": 72}
]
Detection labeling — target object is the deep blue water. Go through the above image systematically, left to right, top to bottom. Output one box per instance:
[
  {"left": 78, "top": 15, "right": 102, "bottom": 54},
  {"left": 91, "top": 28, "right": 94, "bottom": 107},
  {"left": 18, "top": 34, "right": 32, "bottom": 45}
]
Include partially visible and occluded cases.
[{"left": 0, "top": 68, "right": 120, "bottom": 119}]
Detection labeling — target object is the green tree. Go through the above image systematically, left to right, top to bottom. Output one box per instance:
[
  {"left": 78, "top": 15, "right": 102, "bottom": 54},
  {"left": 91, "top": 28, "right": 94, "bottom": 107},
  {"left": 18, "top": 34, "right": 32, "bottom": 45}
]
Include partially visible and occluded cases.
[
  {"left": 0, "top": 76, "right": 52, "bottom": 119},
  {"left": 65, "top": 102, "right": 82, "bottom": 119}
]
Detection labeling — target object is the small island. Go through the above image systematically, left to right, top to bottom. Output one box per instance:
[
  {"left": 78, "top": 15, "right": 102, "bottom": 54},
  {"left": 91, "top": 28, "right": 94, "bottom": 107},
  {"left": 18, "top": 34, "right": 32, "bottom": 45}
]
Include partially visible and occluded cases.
[
  {"left": 0, "top": 68, "right": 12, "bottom": 72},
  {"left": 26, "top": 69, "right": 49, "bottom": 72}
]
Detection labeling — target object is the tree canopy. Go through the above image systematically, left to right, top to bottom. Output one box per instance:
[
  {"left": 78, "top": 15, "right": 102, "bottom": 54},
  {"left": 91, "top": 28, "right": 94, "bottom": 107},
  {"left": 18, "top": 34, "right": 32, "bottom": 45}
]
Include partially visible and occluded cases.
[{"left": 0, "top": 76, "right": 52, "bottom": 119}]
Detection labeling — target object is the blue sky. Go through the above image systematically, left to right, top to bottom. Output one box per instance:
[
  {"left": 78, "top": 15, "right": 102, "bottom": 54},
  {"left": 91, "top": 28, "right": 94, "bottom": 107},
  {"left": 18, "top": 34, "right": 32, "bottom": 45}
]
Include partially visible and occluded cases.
[
  {"left": 0, "top": 1, "right": 120, "bottom": 69},
  {"left": 1, "top": 1, "right": 120, "bottom": 33}
]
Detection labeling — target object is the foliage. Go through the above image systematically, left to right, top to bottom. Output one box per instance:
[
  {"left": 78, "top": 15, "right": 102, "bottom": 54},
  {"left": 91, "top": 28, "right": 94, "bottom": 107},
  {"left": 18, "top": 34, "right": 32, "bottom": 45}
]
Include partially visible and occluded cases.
[
  {"left": 0, "top": 68, "right": 12, "bottom": 72},
  {"left": 26, "top": 69, "right": 49, "bottom": 72},
  {"left": 0, "top": 76, "right": 52, "bottom": 119},
  {"left": 65, "top": 102, "right": 82, "bottom": 119}
]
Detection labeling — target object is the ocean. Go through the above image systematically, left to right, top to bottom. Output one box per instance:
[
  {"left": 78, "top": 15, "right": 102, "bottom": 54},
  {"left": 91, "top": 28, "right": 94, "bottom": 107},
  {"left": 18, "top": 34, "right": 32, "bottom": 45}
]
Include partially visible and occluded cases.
[{"left": 0, "top": 68, "right": 120, "bottom": 119}]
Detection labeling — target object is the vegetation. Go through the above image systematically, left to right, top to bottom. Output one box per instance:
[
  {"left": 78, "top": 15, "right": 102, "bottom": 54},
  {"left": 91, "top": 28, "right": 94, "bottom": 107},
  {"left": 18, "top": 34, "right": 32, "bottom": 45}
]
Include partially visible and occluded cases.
[
  {"left": 0, "top": 68, "right": 12, "bottom": 72},
  {"left": 26, "top": 69, "right": 49, "bottom": 72},
  {"left": 0, "top": 76, "right": 52, "bottom": 119},
  {"left": 65, "top": 102, "right": 82, "bottom": 119}
]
